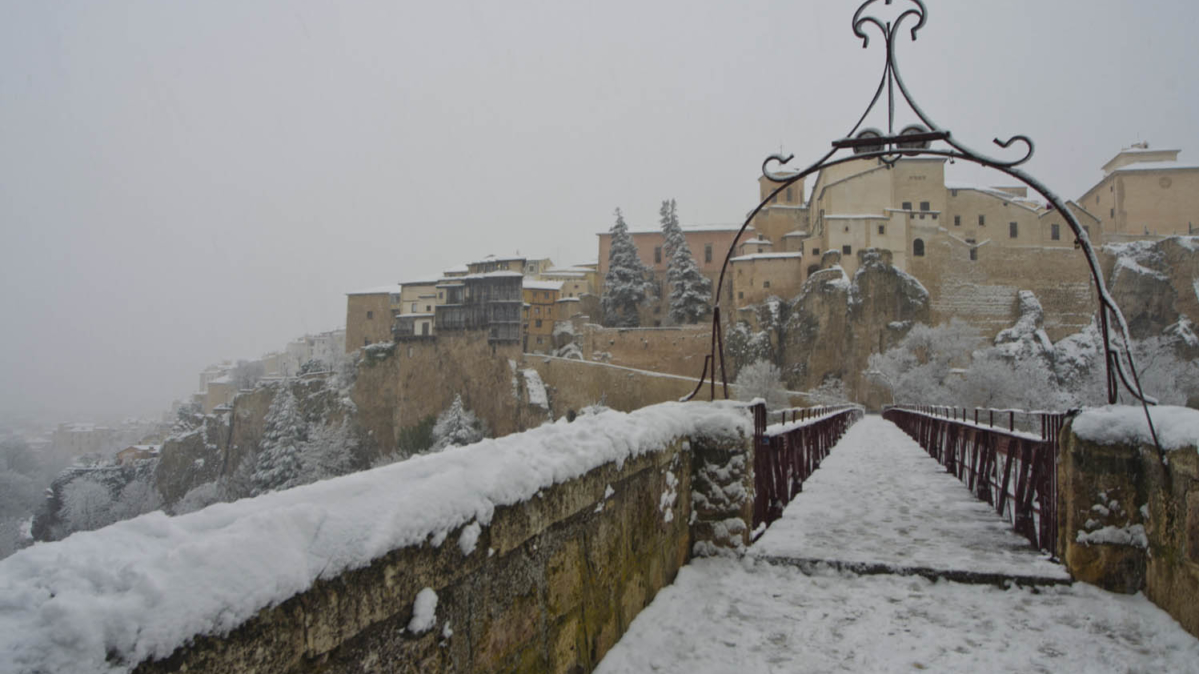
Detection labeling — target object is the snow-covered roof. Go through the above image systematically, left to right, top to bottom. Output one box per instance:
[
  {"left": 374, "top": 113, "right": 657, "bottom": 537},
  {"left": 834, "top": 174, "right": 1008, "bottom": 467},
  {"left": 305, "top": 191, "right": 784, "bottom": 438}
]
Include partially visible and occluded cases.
[
  {"left": 1110, "top": 160, "right": 1199, "bottom": 173},
  {"left": 945, "top": 183, "right": 1042, "bottom": 210},
  {"left": 825, "top": 213, "right": 888, "bottom": 220},
  {"left": 782, "top": 230, "right": 811, "bottom": 238},
  {"left": 741, "top": 238, "right": 772, "bottom": 245},
  {"left": 730, "top": 253, "right": 804, "bottom": 262},
  {"left": 443, "top": 265, "right": 469, "bottom": 274},
  {"left": 462, "top": 270, "right": 523, "bottom": 280},
  {"left": 399, "top": 279, "right": 441, "bottom": 287},
  {"left": 524, "top": 280, "right": 564, "bottom": 291},
  {"left": 346, "top": 284, "right": 403, "bottom": 296},
  {"left": 556, "top": 297, "right": 581, "bottom": 302},
  {"left": 397, "top": 313, "right": 435, "bottom": 319}
]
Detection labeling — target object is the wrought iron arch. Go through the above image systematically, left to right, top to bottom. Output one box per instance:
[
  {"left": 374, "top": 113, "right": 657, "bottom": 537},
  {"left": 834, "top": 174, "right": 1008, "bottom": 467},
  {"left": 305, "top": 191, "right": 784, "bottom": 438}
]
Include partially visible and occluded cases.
[{"left": 686, "top": 0, "right": 1161, "bottom": 447}]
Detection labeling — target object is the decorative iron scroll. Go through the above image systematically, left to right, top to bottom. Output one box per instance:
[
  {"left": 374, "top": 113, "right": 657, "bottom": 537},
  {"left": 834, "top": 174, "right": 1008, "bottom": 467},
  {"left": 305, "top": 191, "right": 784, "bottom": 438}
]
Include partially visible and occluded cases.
[{"left": 686, "top": 0, "right": 1161, "bottom": 449}]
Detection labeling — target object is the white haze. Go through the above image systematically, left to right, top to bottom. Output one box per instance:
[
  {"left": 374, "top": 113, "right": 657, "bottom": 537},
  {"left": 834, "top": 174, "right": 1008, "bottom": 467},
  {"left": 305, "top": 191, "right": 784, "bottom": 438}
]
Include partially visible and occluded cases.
[{"left": 1, "top": 0, "right": 1196, "bottom": 423}]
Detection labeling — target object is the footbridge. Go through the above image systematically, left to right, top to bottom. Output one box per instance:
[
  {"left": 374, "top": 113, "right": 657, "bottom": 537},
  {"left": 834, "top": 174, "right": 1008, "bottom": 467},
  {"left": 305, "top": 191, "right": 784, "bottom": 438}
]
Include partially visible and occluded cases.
[{"left": 3, "top": 400, "right": 1198, "bottom": 673}]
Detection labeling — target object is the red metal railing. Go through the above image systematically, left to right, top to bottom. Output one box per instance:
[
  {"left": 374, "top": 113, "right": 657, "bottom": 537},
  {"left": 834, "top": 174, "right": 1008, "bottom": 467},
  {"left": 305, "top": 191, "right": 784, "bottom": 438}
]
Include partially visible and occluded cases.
[
  {"left": 751, "top": 403, "right": 864, "bottom": 533},
  {"left": 882, "top": 405, "right": 1067, "bottom": 554}
]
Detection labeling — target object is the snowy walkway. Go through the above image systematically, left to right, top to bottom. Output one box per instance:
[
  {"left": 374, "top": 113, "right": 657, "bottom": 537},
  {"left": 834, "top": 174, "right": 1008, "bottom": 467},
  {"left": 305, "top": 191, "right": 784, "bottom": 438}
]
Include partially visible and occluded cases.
[
  {"left": 597, "top": 415, "right": 1199, "bottom": 673},
  {"left": 750, "top": 415, "right": 1068, "bottom": 582}
]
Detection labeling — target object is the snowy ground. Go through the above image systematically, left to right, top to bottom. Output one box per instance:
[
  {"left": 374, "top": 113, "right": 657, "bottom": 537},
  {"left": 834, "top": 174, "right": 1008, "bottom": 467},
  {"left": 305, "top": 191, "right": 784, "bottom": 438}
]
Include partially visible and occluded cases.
[
  {"left": 599, "top": 415, "right": 1198, "bottom": 673},
  {"left": 751, "top": 415, "right": 1067, "bottom": 581},
  {"left": 596, "top": 557, "right": 1199, "bottom": 674}
]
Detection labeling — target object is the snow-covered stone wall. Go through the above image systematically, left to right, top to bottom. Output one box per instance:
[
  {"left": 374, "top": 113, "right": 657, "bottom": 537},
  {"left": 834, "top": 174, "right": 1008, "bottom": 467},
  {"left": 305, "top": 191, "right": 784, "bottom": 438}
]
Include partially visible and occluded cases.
[
  {"left": 0, "top": 401, "right": 751, "bottom": 674},
  {"left": 1059, "top": 405, "right": 1199, "bottom": 638}
]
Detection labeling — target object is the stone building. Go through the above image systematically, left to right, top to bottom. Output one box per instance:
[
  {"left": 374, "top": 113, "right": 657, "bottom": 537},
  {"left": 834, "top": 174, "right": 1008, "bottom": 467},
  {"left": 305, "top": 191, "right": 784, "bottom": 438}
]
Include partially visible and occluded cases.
[
  {"left": 1078, "top": 145, "right": 1199, "bottom": 240},
  {"left": 522, "top": 279, "right": 562, "bottom": 352},
  {"left": 344, "top": 284, "right": 403, "bottom": 352}
]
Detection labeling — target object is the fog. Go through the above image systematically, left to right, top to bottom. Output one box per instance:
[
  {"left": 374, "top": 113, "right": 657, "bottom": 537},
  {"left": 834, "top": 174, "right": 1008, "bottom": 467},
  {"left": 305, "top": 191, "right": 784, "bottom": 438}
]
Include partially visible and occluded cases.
[{"left": 1, "top": 0, "right": 1196, "bottom": 423}]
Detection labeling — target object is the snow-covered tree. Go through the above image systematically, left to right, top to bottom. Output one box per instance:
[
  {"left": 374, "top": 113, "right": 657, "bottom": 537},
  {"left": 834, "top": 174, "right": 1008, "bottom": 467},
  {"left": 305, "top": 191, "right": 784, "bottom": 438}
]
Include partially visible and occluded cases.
[
  {"left": 661, "top": 200, "right": 712, "bottom": 324},
  {"left": 601, "top": 208, "right": 652, "bottom": 327},
  {"left": 733, "top": 359, "right": 790, "bottom": 408},
  {"left": 809, "top": 376, "right": 849, "bottom": 406},
  {"left": 252, "top": 386, "right": 307, "bottom": 495},
  {"left": 431, "top": 395, "right": 487, "bottom": 451},
  {"left": 299, "top": 419, "right": 357, "bottom": 483},
  {"left": 111, "top": 477, "right": 163, "bottom": 521},
  {"left": 61, "top": 478, "right": 116, "bottom": 533},
  {"left": 173, "top": 481, "right": 223, "bottom": 515}
]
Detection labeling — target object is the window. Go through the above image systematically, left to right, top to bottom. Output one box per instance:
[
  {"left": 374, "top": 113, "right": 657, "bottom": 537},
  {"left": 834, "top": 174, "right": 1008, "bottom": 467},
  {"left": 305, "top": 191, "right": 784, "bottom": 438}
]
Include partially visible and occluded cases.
[
  {"left": 786, "top": 187, "right": 793, "bottom": 202},
  {"left": 951, "top": 189, "right": 958, "bottom": 197},
  {"left": 902, "top": 201, "right": 912, "bottom": 210},
  {"left": 920, "top": 201, "right": 930, "bottom": 211},
  {"left": 1110, "top": 208, "right": 1114, "bottom": 218},
  {"left": 954, "top": 215, "right": 961, "bottom": 227},
  {"left": 978, "top": 215, "right": 985, "bottom": 226},
  {"left": 1009, "top": 222, "right": 1018, "bottom": 238},
  {"left": 878, "top": 224, "right": 886, "bottom": 235},
  {"left": 1051, "top": 224, "right": 1061, "bottom": 240},
  {"left": 913, "top": 239, "right": 925, "bottom": 257},
  {"left": 704, "top": 244, "right": 713, "bottom": 263},
  {"left": 842, "top": 245, "right": 852, "bottom": 255},
  {"left": 654, "top": 246, "right": 662, "bottom": 264},
  {"left": 969, "top": 247, "right": 978, "bottom": 261},
  {"left": 812, "top": 248, "right": 820, "bottom": 255},
  {"left": 763, "top": 281, "right": 771, "bottom": 288},
  {"left": 438, "top": 291, "right": 443, "bottom": 299},
  {"left": 738, "top": 291, "right": 744, "bottom": 299},
  {"left": 412, "top": 302, "right": 418, "bottom": 312},
  {"left": 425, "top": 305, "right": 431, "bottom": 312},
  {"left": 534, "top": 306, "right": 540, "bottom": 315},
  {"left": 366, "top": 310, "right": 374, "bottom": 319},
  {"left": 535, "top": 319, "right": 542, "bottom": 328},
  {"left": 421, "top": 323, "right": 429, "bottom": 336},
  {"left": 536, "top": 336, "right": 542, "bottom": 345},
  {"left": 364, "top": 337, "right": 369, "bottom": 346}
]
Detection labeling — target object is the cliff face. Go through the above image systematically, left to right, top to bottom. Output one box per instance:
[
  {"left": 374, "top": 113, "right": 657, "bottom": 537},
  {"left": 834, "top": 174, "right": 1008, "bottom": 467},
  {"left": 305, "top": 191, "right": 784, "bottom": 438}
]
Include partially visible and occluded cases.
[
  {"left": 1103, "top": 238, "right": 1199, "bottom": 353},
  {"left": 779, "top": 249, "right": 930, "bottom": 406}
]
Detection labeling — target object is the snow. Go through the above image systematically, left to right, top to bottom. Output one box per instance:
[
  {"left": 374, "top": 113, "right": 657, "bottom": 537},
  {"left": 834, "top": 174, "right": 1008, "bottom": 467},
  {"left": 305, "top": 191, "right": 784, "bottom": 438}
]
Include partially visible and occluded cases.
[
  {"left": 1111, "top": 160, "right": 1199, "bottom": 172},
  {"left": 824, "top": 213, "right": 888, "bottom": 219},
  {"left": 728, "top": 252, "right": 803, "bottom": 262},
  {"left": 523, "top": 279, "right": 563, "bottom": 291},
  {"left": 521, "top": 369, "right": 548, "bottom": 408},
  {"left": 0, "top": 401, "right": 749, "bottom": 674},
  {"left": 1072, "top": 405, "right": 1199, "bottom": 451},
  {"left": 751, "top": 416, "right": 1067, "bottom": 580},
  {"left": 458, "top": 522, "right": 482, "bottom": 556},
  {"left": 1077, "top": 524, "right": 1148, "bottom": 548},
  {"left": 595, "top": 556, "right": 1199, "bottom": 674},
  {"left": 407, "top": 588, "right": 438, "bottom": 634}
]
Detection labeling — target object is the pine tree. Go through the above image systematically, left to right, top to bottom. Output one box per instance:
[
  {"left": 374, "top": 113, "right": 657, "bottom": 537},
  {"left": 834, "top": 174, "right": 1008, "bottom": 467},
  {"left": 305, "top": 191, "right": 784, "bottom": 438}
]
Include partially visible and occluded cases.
[
  {"left": 664, "top": 200, "right": 712, "bottom": 324},
  {"left": 600, "top": 208, "right": 652, "bottom": 327},
  {"left": 252, "top": 385, "right": 307, "bottom": 495},
  {"left": 431, "top": 394, "right": 487, "bottom": 451}
]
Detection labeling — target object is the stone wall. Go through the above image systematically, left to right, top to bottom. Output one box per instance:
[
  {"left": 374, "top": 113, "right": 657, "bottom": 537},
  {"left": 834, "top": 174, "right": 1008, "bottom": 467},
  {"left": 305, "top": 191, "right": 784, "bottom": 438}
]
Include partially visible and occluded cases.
[
  {"left": 573, "top": 323, "right": 711, "bottom": 379},
  {"left": 133, "top": 413, "right": 753, "bottom": 673},
  {"left": 1057, "top": 416, "right": 1199, "bottom": 637}
]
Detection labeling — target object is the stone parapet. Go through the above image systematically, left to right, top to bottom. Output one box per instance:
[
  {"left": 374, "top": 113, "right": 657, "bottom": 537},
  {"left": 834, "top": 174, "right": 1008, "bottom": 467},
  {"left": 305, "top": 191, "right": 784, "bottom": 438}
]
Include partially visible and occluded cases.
[{"left": 1058, "top": 410, "right": 1199, "bottom": 637}]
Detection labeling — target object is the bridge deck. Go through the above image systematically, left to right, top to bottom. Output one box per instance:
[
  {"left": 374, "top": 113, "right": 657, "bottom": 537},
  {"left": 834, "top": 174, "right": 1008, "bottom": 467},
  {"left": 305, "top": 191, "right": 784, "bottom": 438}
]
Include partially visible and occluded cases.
[
  {"left": 597, "top": 415, "right": 1199, "bottom": 673},
  {"left": 751, "top": 415, "right": 1067, "bottom": 583}
]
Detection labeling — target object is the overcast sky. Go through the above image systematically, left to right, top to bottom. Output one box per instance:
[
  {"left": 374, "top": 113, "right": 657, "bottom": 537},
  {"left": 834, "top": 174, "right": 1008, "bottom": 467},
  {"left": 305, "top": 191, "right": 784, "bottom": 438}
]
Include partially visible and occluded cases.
[{"left": 2, "top": 0, "right": 1196, "bottom": 424}]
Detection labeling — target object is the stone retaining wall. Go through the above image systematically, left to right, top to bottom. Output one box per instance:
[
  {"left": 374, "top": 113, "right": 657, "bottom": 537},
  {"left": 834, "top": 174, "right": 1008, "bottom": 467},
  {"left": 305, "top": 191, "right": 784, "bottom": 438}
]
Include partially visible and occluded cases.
[{"left": 134, "top": 416, "right": 752, "bottom": 673}]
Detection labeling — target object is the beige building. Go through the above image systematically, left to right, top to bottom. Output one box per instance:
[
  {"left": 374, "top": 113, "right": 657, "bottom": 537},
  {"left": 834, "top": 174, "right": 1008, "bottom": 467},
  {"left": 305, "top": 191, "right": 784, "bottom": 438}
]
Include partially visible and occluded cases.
[
  {"left": 1078, "top": 145, "right": 1199, "bottom": 240},
  {"left": 539, "top": 266, "right": 598, "bottom": 299},
  {"left": 523, "top": 279, "right": 562, "bottom": 352},
  {"left": 345, "top": 284, "right": 403, "bottom": 352}
]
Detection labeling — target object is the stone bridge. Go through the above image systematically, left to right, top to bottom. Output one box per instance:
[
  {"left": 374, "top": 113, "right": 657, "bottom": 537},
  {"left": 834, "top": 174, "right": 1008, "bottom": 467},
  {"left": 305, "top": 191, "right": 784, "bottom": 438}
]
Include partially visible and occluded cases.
[{"left": 1, "top": 401, "right": 1198, "bottom": 673}]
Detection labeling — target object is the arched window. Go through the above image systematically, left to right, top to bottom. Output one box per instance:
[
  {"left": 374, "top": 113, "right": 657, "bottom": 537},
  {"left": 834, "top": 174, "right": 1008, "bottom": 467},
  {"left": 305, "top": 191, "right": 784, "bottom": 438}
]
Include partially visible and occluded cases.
[{"left": 913, "top": 238, "right": 925, "bottom": 257}]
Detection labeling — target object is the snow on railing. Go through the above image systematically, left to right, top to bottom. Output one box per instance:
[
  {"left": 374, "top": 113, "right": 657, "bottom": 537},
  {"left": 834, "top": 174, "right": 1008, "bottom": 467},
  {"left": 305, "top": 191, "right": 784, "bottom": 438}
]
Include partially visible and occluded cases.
[
  {"left": 749, "top": 402, "right": 864, "bottom": 534},
  {"left": 883, "top": 405, "right": 1067, "bottom": 554}
]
